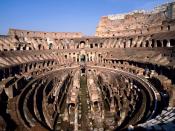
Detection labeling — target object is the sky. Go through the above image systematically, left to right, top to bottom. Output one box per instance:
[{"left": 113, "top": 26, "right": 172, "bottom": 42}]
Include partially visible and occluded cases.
[{"left": 0, "top": 0, "right": 173, "bottom": 36}]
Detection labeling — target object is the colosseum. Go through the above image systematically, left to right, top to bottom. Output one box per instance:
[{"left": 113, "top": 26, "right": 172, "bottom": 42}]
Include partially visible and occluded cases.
[{"left": 0, "top": 1, "right": 175, "bottom": 131}]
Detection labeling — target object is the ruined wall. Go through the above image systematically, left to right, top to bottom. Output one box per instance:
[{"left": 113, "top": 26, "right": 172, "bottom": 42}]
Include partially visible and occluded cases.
[
  {"left": 1, "top": 2, "right": 175, "bottom": 130},
  {"left": 96, "top": 2, "right": 175, "bottom": 37},
  {"left": 8, "top": 29, "right": 83, "bottom": 39}
]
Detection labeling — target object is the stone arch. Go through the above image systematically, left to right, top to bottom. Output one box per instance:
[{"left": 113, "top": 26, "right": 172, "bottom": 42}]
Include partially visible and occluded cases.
[
  {"left": 167, "top": 25, "right": 170, "bottom": 31},
  {"left": 129, "top": 38, "right": 133, "bottom": 47},
  {"left": 151, "top": 39, "right": 155, "bottom": 47},
  {"left": 170, "top": 39, "right": 175, "bottom": 47},
  {"left": 145, "top": 40, "right": 149, "bottom": 47},
  {"left": 157, "top": 40, "right": 162, "bottom": 47},
  {"left": 163, "top": 40, "right": 168, "bottom": 47},
  {"left": 80, "top": 41, "right": 85, "bottom": 48},
  {"left": 123, "top": 42, "right": 126, "bottom": 48},
  {"left": 140, "top": 42, "right": 143, "bottom": 47},
  {"left": 49, "top": 43, "right": 52, "bottom": 49},
  {"left": 90, "top": 43, "right": 93, "bottom": 48},
  {"left": 95, "top": 43, "right": 98, "bottom": 48},
  {"left": 100, "top": 43, "right": 103, "bottom": 48},
  {"left": 38, "top": 44, "right": 42, "bottom": 50},
  {"left": 80, "top": 54, "right": 86, "bottom": 62},
  {"left": 25, "top": 64, "right": 28, "bottom": 72},
  {"left": 29, "top": 64, "right": 32, "bottom": 70}
]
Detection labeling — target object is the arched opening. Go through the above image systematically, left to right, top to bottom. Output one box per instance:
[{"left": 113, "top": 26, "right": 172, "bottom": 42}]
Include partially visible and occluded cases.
[
  {"left": 167, "top": 25, "right": 170, "bottom": 31},
  {"left": 130, "top": 38, "right": 133, "bottom": 46},
  {"left": 151, "top": 39, "right": 155, "bottom": 48},
  {"left": 170, "top": 39, "right": 175, "bottom": 47},
  {"left": 157, "top": 40, "right": 162, "bottom": 47},
  {"left": 163, "top": 40, "right": 168, "bottom": 47},
  {"left": 80, "top": 41, "right": 85, "bottom": 48},
  {"left": 146, "top": 41, "right": 149, "bottom": 47},
  {"left": 123, "top": 42, "right": 126, "bottom": 48},
  {"left": 140, "top": 42, "right": 143, "bottom": 47},
  {"left": 49, "top": 43, "right": 52, "bottom": 49},
  {"left": 95, "top": 43, "right": 98, "bottom": 48},
  {"left": 100, "top": 43, "right": 103, "bottom": 48},
  {"left": 38, "top": 44, "right": 42, "bottom": 50},
  {"left": 77, "top": 44, "right": 79, "bottom": 49},
  {"left": 90, "top": 44, "right": 93, "bottom": 48},
  {"left": 23, "top": 46, "right": 26, "bottom": 50},
  {"left": 29, "top": 47, "right": 32, "bottom": 50},
  {"left": 77, "top": 54, "right": 79, "bottom": 62},
  {"left": 80, "top": 54, "right": 86, "bottom": 62},
  {"left": 90, "top": 56, "right": 92, "bottom": 61},
  {"left": 73, "top": 57, "right": 76, "bottom": 62},
  {"left": 29, "top": 64, "right": 32, "bottom": 70},
  {"left": 25, "top": 65, "right": 28, "bottom": 72},
  {"left": 81, "top": 68, "right": 85, "bottom": 74},
  {"left": 94, "top": 101, "right": 98, "bottom": 108},
  {"left": 69, "top": 103, "right": 76, "bottom": 112}
]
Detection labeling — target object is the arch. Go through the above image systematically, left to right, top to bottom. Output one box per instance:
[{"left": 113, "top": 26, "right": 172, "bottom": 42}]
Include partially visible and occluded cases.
[
  {"left": 167, "top": 25, "right": 170, "bottom": 31},
  {"left": 130, "top": 38, "right": 133, "bottom": 47},
  {"left": 151, "top": 39, "right": 155, "bottom": 47},
  {"left": 170, "top": 39, "right": 175, "bottom": 47},
  {"left": 145, "top": 40, "right": 149, "bottom": 47},
  {"left": 157, "top": 40, "right": 162, "bottom": 47},
  {"left": 163, "top": 40, "right": 168, "bottom": 47},
  {"left": 80, "top": 41, "right": 85, "bottom": 48},
  {"left": 123, "top": 42, "right": 126, "bottom": 48},
  {"left": 140, "top": 42, "right": 143, "bottom": 47},
  {"left": 49, "top": 43, "right": 52, "bottom": 49},
  {"left": 90, "top": 43, "right": 93, "bottom": 48},
  {"left": 95, "top": 43, "right": 98, "bottom": 48},
  {"left": 100, "top": 43, "right": 103, "bottom": 48},
  {"left": 38, "top": 44, "right": 42, "bottom": 50},
  {"left": 77, "top": 44, "right": 79, "bottom": 49},
  {"left": 23, "top": 45, "right": 27, "bottom": 50},
  {"left": 28, "top": 47, "right": 32, "bottom": 50},
  {"left": 80, "top": 54, "right": 86, "bottom": 62},
  {"left": 25, "top": 64, "right": 28, "bottom": 72},
  {"left": 29, "top": 64, "right": 32, "bottom": 70},
  {"left": 81, "top": 68, "right": 85, "bottom": 74},
  {"left": 69, "top": 103, "right": 76, "bottom": 107}
]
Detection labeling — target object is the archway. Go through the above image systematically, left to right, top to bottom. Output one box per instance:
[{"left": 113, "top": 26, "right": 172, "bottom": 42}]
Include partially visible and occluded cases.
[
  {"left": 170, "top": 39, "right": 175, "bottom": 47},
  {"left": 157, "top": 40, "right": 162, "bottom": 47},
  {"left": 163, "top": 40, "right": 168, "bottom": 47},
  {"left": 80, "top": 41, "right": 85, "bottom": 48},
  {"left": 80, "top": 54, "right": 86, "bottom": 62}
]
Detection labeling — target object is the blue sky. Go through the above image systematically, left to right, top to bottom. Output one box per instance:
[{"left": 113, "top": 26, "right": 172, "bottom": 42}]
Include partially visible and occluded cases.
[{"left": 0, "top": 0, "right": 173, "bottom": 35}]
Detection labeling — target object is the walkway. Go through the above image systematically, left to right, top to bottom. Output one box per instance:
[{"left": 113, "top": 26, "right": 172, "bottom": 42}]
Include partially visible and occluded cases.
[{"left": 79, "top": 75, "right": 89, "bottom": 131}]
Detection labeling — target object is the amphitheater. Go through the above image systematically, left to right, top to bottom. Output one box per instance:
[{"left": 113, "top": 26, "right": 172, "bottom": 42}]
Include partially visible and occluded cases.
[{"left": 0, "top": 2, "right": 175, "bottom": 131}]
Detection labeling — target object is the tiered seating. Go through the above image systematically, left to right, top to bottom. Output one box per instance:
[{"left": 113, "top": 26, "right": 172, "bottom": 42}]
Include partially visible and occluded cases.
[
  {"left": 0, "top": 2, "right": 175, "bottom": 130},
  {"left": 96, "top": 2, "right": 175, "bottom": 37},
  {"left": 137, "top": 107, "right": 175, "bottom": 130}
]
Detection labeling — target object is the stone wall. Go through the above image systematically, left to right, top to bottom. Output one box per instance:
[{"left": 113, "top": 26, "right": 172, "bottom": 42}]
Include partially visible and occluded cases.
[
  {"left": 96, "top": 2, "right": 175, "bottom": 37},
  {"left": 8, "top": 29, "right": 83, "bottom": 39}
]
